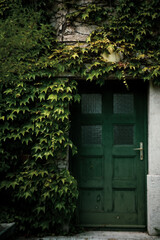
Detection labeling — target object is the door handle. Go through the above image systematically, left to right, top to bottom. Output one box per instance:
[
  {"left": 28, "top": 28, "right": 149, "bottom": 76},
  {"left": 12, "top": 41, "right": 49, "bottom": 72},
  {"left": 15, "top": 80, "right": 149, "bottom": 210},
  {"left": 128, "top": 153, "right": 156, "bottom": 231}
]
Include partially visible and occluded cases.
[{"left": 134, "top": 142, "right": 143, "bottom": 160}]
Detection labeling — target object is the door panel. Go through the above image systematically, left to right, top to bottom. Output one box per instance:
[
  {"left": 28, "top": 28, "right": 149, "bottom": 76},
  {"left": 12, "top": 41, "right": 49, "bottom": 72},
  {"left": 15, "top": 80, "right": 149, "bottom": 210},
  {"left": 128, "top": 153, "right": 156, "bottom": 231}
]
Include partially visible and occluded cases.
[{"left": 71, "top": 80, "right": 147, "bottom": 228}]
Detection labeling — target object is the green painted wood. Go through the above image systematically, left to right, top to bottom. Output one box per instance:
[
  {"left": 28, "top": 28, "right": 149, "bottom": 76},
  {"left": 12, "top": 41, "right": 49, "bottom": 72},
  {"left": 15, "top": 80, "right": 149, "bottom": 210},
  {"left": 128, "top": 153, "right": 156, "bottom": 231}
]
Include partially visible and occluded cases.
[{"left": 71, "top": 80, "right": 147, "bottom": 228}]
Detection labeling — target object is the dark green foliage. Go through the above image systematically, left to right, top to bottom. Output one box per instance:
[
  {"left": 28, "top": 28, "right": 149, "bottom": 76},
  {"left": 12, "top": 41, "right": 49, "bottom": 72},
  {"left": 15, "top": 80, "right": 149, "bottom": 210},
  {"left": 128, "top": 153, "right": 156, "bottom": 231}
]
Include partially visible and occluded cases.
[
  {"left": 0, "top": 0, "right": 160, "bottom": 236},
  {"left": 0, "top": 0, "right": 79, "bottom": 235},
  {"left": 64, "top": 0, "right": 160, "bottom": 85},
  {"left": 0, "top": 4, "right": 57, "bottom": 83},
  {"left": 0, "top": 77, "right": 79, "bottom": 235},
  {"left": 0, "top": 168, "right": 78, "bottom": 235}
]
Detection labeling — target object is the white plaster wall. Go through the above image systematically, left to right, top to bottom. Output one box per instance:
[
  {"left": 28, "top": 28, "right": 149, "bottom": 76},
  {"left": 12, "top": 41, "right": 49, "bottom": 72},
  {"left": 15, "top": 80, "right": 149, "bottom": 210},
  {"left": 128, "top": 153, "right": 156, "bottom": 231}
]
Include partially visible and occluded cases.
[
  {"left": 148, "top": 82, "right": 160, "bottom": 235},
  {"left": 148, "top": 82, "right": 160, "bottom": 174}
]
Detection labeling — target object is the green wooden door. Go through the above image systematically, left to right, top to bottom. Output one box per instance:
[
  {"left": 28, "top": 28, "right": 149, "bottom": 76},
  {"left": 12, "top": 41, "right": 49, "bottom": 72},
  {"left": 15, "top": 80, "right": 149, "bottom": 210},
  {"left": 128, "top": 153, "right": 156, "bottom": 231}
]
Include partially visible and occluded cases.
[{"left": 71, "top": 80, "right": 147, "bottom": 229}]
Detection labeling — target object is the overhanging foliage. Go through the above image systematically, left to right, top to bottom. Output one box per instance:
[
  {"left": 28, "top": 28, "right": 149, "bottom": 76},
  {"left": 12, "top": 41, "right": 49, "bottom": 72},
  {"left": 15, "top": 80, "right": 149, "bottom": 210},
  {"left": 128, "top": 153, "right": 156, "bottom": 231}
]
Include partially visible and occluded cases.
[{"left": 63, "top": 0, "right": 160, "bottom": 85}]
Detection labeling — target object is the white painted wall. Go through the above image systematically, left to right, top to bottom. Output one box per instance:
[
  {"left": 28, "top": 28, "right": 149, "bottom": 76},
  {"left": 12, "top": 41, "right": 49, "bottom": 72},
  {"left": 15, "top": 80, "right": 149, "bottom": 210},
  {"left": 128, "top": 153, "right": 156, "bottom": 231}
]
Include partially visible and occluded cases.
[{"left": 148, "top": 82, "right": 160, "bottom": 235}]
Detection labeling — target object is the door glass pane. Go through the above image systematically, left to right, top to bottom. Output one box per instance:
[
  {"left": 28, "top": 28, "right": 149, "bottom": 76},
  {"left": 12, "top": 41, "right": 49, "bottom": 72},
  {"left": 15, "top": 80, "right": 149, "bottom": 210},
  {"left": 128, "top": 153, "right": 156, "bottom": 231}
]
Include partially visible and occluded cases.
[
  {"left": 81, "top": 94, "right": 102, "bottom": 114},
  {"left": 113, "top": 94, "right": 134, "bottom": 113},
  {"left": 82, "top": 125, "right": 102, "bottom": 144},
  {"left": 114, "top": 125, "right": 133, "bottom": 145}
]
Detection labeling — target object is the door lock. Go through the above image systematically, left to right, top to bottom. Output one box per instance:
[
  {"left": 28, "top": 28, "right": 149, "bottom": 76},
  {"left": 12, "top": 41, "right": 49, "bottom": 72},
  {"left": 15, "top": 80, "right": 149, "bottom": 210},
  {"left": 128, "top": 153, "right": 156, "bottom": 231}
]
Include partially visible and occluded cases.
[{"left": 134, "top": 142, "right": 143, "bottom": 160}]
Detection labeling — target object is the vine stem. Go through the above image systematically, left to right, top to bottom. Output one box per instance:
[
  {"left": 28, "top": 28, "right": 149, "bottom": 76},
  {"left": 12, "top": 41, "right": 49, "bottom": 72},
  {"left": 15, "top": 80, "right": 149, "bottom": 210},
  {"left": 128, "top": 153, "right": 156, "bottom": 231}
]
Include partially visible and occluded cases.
[{"left": 122, "top": 70, "right": 129, "bottom": 90}]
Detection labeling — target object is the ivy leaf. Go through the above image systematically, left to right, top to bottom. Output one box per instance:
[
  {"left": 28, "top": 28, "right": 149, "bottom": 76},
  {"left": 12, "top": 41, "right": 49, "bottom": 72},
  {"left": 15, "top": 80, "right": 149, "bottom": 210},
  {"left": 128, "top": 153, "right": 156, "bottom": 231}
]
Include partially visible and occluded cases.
[
  {"left": 82, "top": 12, "right": 89, "bottom": 20},
  {"left": 135, "top": 35, "right": 141, "bottom": 41},
  {"left": 71, "top": 53, "right": 79, "bottom": 59},
  {"left": 66, "top": 87, "right": 72, "bottom": 93},
  {"left": 4, "top": 89, "right": 13, "bottom": 95},
  {"left": 39, "top": 93, "right": 46, "bottom": 102},
  {"left": 47, "top": 94, "right": 57, "bottom": 102},
  {"left": 74, "top": 94, "right": 81, "bottom": 102},
  {"left": 42, "top": 110, "right": 50, "bottom": 117},
  {"left": 7, "top": 113, "right": 16, "bottom": 120},
  {"left": 0, "top": 116, "right": 5, "bottom": 120},
  {"left": 22, "top": 136, "right": 32, "bottom": 145},
  {"left": 39, "top": 138, "right": 48, "bottom": 144},
  {"left": 32, "top": 145, "right": 42, "bottom": 152},
  {"left": 11, "top": 181, "right": 19, "bottom": 189},
  {"left": 24, "top": 192, "right": 31, "bottom": 199},
  {"left": 42, "top": 192, "right": 50, "bottom": 200},
  {"left": 55, "top": 203, "right": 64, "bottom": 210},
  {"left": 35, "top": 206, "right": 45, "bottom": 214},
  {"left": 39, "top": 221, "right": 50, "bottom": 230}
]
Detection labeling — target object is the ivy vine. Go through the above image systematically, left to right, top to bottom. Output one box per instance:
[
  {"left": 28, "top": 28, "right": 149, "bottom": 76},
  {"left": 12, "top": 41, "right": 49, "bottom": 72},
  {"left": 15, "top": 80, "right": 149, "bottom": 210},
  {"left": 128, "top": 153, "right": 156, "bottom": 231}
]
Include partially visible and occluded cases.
[
  {"left": 0, "top": 0, "right": 160, "bottom": 235},
  {"left": 0, "top": 0, "right": 79, "bottom": 235},
  {"left": 63, "top": 0, "right": 160, "bottom": 85}
]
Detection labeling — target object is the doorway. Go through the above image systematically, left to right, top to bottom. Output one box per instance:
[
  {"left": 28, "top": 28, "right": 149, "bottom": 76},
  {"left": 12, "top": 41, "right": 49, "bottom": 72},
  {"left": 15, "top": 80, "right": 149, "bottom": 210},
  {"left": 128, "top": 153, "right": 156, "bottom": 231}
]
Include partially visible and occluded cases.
[{"left": 71, "top": 80, "right": 147, "bottom": 229}]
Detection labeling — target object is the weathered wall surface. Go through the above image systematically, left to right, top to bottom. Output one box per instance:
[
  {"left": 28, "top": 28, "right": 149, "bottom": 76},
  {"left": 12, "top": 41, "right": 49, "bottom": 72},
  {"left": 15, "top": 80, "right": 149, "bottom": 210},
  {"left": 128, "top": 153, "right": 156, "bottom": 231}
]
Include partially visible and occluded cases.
[
  {"left": 51, "top": 0, "right": 112, "bottom": 42},
  {"left": 148, "top": 82, "right": 160, "bottom": 235}
]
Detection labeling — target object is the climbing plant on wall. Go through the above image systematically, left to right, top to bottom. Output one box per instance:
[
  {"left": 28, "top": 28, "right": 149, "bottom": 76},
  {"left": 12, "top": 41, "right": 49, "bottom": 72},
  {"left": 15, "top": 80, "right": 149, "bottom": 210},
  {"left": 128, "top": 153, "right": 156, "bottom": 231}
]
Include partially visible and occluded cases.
[
  {"left": 0, "top": 0, "right": 160, "bottom": 236},
  {"left": 0, "top": 0, "right": 79, "bottom": 235},
  {"left": 63, "top": 0, "right": 160, "bottom": 85}
]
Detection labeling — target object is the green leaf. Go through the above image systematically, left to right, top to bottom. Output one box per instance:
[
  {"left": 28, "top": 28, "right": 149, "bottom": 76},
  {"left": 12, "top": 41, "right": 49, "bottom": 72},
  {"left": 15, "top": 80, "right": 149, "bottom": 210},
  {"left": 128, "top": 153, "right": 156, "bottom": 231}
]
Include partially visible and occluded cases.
[
  {"left": 82, "top": 12, "right": 89, "bottom": 20},
  {"left": 135, "top": 35, "right": 141, "bottom": 41},
  {"left": 71, "top": 53, "right": 79, "bottom": 59},
  {"left": 4, "top": 89, "right": 13, "bottom": 95},
  {"left": 38, "top": 93, "right": 46, "bottom": 102},
  {"left": 47, "top": 94, "right": 57, "bottom": 102},
  {"left": 74, "top": 94, "right": 81, "bottom": 102},
  {"left": 42, "top": 110, "right": 50, "bottom": 117},
  {"left": 7, "top": 113, "right": 16, "bottom": 120},
  {"left": 0, "top": 116, "right": 5, "bottom": 120},
  {"left": 22, "top": 136, "right": 32, "bottom": 145},
  {"left": 24, "top": 192, "right": 31, "bottom": 199},
  {"left": 42, "top": 192, "right": 50, "bottom": 200},
  {"left": 55, "top": 203, "right": 64, "bottom": 210},
  {"left": 35, "top": 206, "right": 45, "bottom": 214}
]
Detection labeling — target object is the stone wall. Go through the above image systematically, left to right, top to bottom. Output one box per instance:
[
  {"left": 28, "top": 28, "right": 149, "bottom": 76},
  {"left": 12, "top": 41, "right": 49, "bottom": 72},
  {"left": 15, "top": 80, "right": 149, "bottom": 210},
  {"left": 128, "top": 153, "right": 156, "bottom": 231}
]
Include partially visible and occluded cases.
[{"left": 51, "top": 0, "right": 114, "bottom": 42}]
